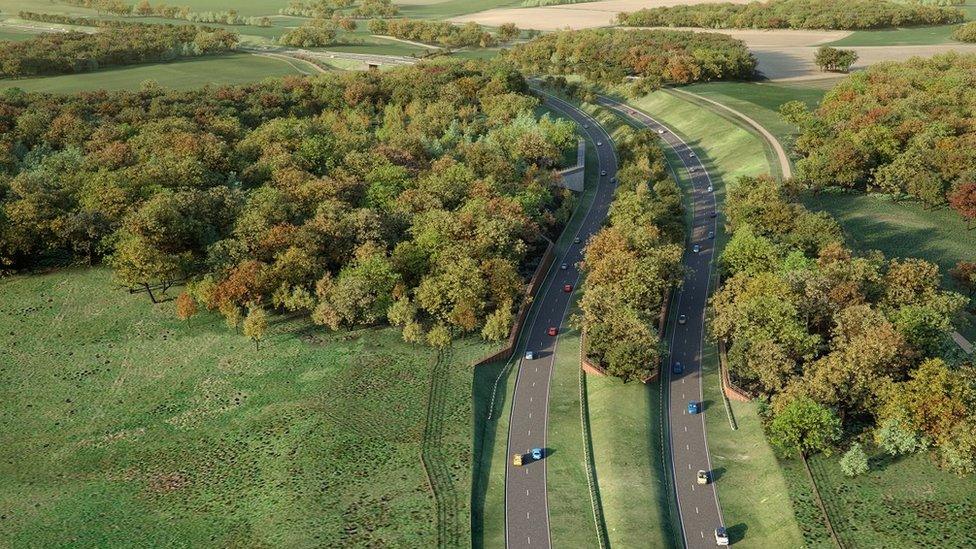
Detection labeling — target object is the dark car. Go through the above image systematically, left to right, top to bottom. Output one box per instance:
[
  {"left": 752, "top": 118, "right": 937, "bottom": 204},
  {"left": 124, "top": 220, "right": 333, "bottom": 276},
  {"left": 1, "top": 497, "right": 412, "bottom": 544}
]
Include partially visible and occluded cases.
[
  {"left": 563, "top": 284, "right": 573, "bottom": 293},
  {"left": 547, "top": 327, "right": 558, "bottom": 336},
  {"left": 672, "top": 361, "right": 683, "bottom": 374}
]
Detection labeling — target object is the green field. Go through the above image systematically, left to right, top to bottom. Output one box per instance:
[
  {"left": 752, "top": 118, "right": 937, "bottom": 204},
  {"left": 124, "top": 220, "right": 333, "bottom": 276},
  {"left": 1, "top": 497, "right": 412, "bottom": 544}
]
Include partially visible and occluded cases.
[
  {"left": 398, "top": 0, "right": 522, "bottom": 20},
  {"left": 829, "top": 1, "right": 976, "bottom": 45},
  {"left": 0, "top": 25, "right": 41, "bottom": 40},
  {"left": 0, "top": 53, "right": 311, "bottom": 93},
  {"left": 625, "top": 89, "right": 812, "bottom": 548},
  {"left": 801, "top": 192, "right": 976, "bottom": 341},
  {"left": 0, "top": 267, "right": 494, "bottom": 546},
  {"left": 808, "top": 448, "right": 976, "bottom": 547}
]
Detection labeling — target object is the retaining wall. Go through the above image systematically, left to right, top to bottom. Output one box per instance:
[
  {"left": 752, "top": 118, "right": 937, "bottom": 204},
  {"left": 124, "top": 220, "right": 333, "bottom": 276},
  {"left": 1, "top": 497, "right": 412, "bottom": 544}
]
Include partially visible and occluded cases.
[{"left": 718, "top": 338, "right": 752, "bottom": 402}]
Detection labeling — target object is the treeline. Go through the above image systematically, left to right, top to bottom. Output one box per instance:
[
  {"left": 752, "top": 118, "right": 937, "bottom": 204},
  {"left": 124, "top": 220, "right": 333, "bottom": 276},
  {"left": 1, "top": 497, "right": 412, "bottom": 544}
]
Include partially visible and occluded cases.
[
  {"left": 53, "top": 0, "right": 272, "bottom": 25},
  {"left": 280, "top": 0, "right": 399, "bottom": 18},
  {"left": 616, "top": 0, "right": 964, "bottom": 30},
  {"left": 280, "top": 18, "right": 342, "bottom": 47},
  {"left": 368, "top": 19, "right": 519, "bottom": 48},
  {"left": 0, "top": 23, "right": 238, "bottom": 78},
  {"left": 505, "top": 29, "right": 756, "bottom": 89},
  {"left": 784, "top": 53, "right": 976, "bottom": 226},
  {"left": 0, "top": 60, "right": 581, "bottom": 348},
  {"left": 579, "top": 123, "right": 684, "bottom": 382},
  {"left": 713, "top": 175, "right": 974, "bottom": 472}
]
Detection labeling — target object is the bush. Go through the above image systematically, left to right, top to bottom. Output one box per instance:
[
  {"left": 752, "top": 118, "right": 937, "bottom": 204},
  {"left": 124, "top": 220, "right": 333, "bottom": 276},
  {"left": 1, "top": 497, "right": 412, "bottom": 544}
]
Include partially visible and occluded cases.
[
  {"left": 953, "top": 21, "right": 976, "bottom": 42},
  {"left": 840, "top": 442, "right": 869, "bottom": 477}
]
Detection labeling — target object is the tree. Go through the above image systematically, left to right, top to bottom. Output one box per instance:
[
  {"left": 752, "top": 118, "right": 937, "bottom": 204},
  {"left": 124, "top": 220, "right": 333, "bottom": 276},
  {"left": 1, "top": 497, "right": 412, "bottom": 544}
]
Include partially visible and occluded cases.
[
  {"left": 497, "top": 22, "right": 519, "bottom": 42},
  {"left": 815, "top": 46, "right": 858, "bottom": 73},
  {"left": 948, "top": 182, "right": 976, "bottom": 229},
  {"left": 950, "top": 260, "right": 976, "bottom": 296},
  {"left": 175, "top": 292, "right": 198, "bottom": 322},
  {"left": 221, "top": 301, "right": 242, "bottom": 333},
  {"left": 481, "top": 301, "right": 514, "bottom": 342},
  {"left": 243, "top": 305, "right": 269, "bottom": 351},
  {"left": 426, "top": 323, "right": 451, "bottom": 349},
  {"left": 766, "top": 396, "right": 841, "bottom": 458},
  {"left": 840, "top": 442, "right": 869, "bottom": 477}
]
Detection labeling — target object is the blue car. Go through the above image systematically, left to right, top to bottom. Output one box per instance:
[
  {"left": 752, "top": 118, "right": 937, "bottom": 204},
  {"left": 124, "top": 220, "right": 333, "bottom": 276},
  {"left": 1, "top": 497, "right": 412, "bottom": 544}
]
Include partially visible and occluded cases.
[
  {"left": 672, "top": 361, "right": 683, "bottom": 374},
  {"left": 688, "top": 401, "right": 700, "bottom": 415},
  {"left": 531, "top": 448, "right": 543, "bottom": 460}
]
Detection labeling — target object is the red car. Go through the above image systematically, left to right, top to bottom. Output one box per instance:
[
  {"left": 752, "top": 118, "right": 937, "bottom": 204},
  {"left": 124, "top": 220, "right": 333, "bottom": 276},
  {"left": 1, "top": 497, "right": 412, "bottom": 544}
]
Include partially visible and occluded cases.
[
  {"left": 563, "top": 284, "right": 573, "bottom": 293},
  {"left": 547, "top": 327, "right": 558, "bottom": 336}
]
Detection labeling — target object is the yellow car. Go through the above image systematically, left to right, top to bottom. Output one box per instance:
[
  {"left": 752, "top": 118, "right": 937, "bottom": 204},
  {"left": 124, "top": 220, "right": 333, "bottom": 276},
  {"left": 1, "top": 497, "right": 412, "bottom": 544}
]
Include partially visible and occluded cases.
[{"left": 512, "top": 453, "right": 523, "bottom": 467}]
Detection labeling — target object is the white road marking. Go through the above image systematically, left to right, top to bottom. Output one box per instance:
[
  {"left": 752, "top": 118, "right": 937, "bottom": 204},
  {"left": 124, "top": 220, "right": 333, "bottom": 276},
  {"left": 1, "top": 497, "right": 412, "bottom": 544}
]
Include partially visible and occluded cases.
[
  {"left": 528, "top": 413, "right": 532, "bottom": 419},
  {"left": 684, "top": 426, "right": 688, "bottom": 432},
  {"left": 686, "top": 444, "right": 690, "bottom": 451},
  {"left": 696, "top": 506, "right": 700, "bottom": 514},
  {"left": 701, "top": 531, "right": 705, "bottom": 539}
]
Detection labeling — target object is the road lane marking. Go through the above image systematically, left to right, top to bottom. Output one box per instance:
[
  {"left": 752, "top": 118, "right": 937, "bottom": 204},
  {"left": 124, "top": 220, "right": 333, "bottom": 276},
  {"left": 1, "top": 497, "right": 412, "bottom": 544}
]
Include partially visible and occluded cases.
[
  {"left": 528, "top": 413, "right": 532, "bottom": 419},
  {"left": 696, "top": 506, "right": 700, "bottom": 515}
]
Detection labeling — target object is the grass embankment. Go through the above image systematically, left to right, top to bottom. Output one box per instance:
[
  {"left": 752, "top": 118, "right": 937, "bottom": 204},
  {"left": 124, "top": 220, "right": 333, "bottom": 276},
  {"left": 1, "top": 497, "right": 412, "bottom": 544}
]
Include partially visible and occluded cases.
[
  {"left": 398, "top": 0, "right": 522, "bottom": 20},
  {"left": 0, "top": 53, "right": 311, "bottom": 93},
  {"left": 626, "top": 89, "right": 807, "bottom": 548},
  {"left": 471, "top": 105, "right": 602, "bottom": 549},
  {"left": 801, "top": 192, "right": 976, "bottom": 341},
  {"left": 0, "top": 267, "right": 494, "bottom": 546},
  {"left": 807, "top": 449, "right": 976, "bottom": 547}
]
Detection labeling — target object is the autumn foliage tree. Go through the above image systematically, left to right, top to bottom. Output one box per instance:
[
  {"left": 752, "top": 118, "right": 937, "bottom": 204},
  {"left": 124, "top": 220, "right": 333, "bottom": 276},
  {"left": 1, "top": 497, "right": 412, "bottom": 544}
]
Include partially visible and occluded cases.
[{"left": 948, "top": 182, "right": 976, "bottom": 229}]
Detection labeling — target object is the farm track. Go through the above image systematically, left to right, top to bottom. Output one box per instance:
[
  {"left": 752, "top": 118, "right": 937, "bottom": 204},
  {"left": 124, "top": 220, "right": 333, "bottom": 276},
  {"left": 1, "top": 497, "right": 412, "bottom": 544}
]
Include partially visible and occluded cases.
[{"left": 422, "top": 348, "right": 463, "bottom": 548}]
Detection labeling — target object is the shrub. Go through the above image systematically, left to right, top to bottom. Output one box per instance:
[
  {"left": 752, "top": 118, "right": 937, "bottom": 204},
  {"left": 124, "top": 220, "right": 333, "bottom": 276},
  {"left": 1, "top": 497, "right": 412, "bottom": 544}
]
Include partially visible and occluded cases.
[{"left": 840, "top": 442, "right": 869, "bottom": 477}]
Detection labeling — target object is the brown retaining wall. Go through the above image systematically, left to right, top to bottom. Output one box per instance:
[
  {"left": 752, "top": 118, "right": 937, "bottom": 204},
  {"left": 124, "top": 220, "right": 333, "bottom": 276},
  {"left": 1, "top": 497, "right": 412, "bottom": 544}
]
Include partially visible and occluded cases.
[
  {"left": 474, "top": 238, "right": 556, "bottom": 366},
  {"left": 718, "top": 338, "right": 752, "bottom": 402}
]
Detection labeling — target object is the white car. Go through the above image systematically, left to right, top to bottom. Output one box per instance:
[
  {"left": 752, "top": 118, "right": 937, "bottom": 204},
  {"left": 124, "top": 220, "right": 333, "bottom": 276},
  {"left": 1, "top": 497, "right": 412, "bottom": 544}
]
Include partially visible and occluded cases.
[
  {"left": 584, "top": 124, "right": 589, "bottom": 129},
  {"left": 657, "top": 129, "right": 665, "bottom": 134},
  {"left": 597, "top": 141, "right": 603, "bottom": 146},
  {"left": 689, "top": 152, "right": 696, "bottom": 157},
  {"left": 689, "top": 167, "right": 697, "bottom": 173},
  {"left": 601, "top": 170, "right": 607, "bottom": 176},
  {"left": 707, "top": 185, "right": 713, "bottom": 192},
  {"left": 708, "top": 230, "right": 715, "bottom": 239},
  {"left": 692, "top": 244, "right": 701, "bottom": 253},
  {"left": 715, "top": 527, "right": 729, "bottom": 546}
]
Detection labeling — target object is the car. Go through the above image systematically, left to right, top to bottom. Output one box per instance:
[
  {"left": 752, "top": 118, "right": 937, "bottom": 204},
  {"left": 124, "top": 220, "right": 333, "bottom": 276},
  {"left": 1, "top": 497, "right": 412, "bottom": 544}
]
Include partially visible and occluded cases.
[
  {"left": 584, "top": 124, "right": 589, "bottom": 129},
  {"left": 657, "top": 128, "right": 666, "bottom": 134},
  {"left": 597, "top": 141, "right": 603, "bottom": 146},
  {"left": 689, "top": 152, "right": 696, "bottom": 157},
  {"left": 689, "top": 166, "right": 697, "bottom": 173},
  {"left": 600, "top": 170, "right": 607, "bottom": 176},
  {"left": 610, "top": 177, "right": 617, "bottom": 184},
  {"left": 707, "top": 185, "right": 713, "bottom": 192},
  {"left": 710, "top": 211, "right": 717, "bottom": 218},
  {"left": 708, "top": 231, "right": 714, "bottom": 239},
  {"left": 574, "top": 237, "right": 581, "bottom": 244},
  {"left": 692, "top": 244, "right": 701, "bottom": 253},
  {"left": 560, "top": 263, "right": 568, "bottom": 270},
  {"left": 563, "top": 283, "right": 573, "bottom": 293},
  {"left": 678, "top": 314, "right": 687, "bottom": 325},
  {"left": 547, "top": 327, "right": 558, "bottom": 336},
  {"left": 525, "top": 350, "right": 536, "bottom": 360},
  {"left": 672, "top": 361, "right": 683, "bottom": 374},
  {"left": 688, "top": 401, "right": 700, "bottom": 414},
  {"left": 531, "top": 448, "right": 543, "bottom": 460},
  {"left": 512, "top": 453, "right": 523, "bottom": 467},
  {"left": 697, "top": 470, "right": 709, "bottom": 485},
  {"left": 715, "top": 527, "right": 729, "bottom": 546}
]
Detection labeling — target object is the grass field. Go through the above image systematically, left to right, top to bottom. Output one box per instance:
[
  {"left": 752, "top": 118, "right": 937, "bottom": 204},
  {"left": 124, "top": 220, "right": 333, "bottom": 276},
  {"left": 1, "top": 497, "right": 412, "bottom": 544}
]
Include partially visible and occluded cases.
[
  {"left": 0, "top": 0, "right": 289, "bottom": 16},
  {"left": 399, "top": 0, "right": 522, "bottom": 20},
  {"left": 829, "top": 1, "right": 976, "bottom": 45},
  {"left": 0, "top": 25, "right": 42, "bottom": 40},
  {"left": 0, "top": 53, "right": 311, "bottom": 93},
  {"left": 625, "top": 89, "right": 813, "bottom": 548},
  {"left": 471, "top": 105, "right": 602, "bottom": 549},
  {"left": 801, "top": 192, "right": 976, "bottom": 341},
  {"left": 0, "top": 267, "right": 494, "bottom": 547},
  {"left": 808, "top": 448, "right": 976, "bottom": 547}
]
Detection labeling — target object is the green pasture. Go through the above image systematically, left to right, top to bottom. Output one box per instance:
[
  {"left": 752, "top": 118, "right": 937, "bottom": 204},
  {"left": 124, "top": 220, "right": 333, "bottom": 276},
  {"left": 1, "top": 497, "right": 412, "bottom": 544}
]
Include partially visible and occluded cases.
[
  {"left": 0, "top": 53, "right": 311, "bottom": 93},
  {"left": 0, "top": 267, "right": 493, "bottom": 546}
]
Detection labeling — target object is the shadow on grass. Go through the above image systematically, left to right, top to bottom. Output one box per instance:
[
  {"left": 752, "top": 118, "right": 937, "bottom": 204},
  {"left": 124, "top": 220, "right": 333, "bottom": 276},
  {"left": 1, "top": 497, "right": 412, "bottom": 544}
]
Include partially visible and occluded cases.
[
  {"left": 646, "top": 378, "right": 681, "bottom": 548},
  {"left": 728, "top": 522, "right": 749, "bottom": 544}
]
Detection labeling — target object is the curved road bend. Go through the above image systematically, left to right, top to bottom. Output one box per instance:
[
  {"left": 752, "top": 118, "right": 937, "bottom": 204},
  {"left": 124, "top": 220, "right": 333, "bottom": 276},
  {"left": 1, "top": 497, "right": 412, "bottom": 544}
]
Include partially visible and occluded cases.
[
  {"left": 504, "top": 91, "right": 618, "bottom": 549},
  {"left": 597, "top": 96, "right": 725, "bottom": 548}
]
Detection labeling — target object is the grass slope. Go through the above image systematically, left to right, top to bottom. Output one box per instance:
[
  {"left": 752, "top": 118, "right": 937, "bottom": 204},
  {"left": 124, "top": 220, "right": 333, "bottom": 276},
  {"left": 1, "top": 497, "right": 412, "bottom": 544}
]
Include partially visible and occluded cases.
[
  {"left": 398, "top": 0, "right": 522, "bottom": 20},
  {"left": 0, "top": 53, "right": 309, "bottom": 93},
  {"left": 627, "top": 89, "right": 808, "bottom": 548},
  {"left": 801, "top": 192, "right": 976, "bottom": 341},
  {"left": 0, "top": 267, "right": 493, "bottom": 546}
]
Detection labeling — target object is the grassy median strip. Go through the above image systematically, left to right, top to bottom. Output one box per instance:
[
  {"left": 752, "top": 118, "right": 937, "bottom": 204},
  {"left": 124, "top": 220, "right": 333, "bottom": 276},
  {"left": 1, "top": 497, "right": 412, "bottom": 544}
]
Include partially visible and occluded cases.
[{"left": 628, "top": 89, "right": 809, "bottom": 548}]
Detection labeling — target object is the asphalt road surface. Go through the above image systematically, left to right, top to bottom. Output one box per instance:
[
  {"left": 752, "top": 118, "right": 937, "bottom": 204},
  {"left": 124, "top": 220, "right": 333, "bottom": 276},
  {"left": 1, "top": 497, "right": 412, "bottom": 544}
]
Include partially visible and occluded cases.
[
  {"left": 504, "top": 91, "right": 618, "bottom": 549},
  {"left": 597, "top": 96, "right": 726, "bottom": 548}
]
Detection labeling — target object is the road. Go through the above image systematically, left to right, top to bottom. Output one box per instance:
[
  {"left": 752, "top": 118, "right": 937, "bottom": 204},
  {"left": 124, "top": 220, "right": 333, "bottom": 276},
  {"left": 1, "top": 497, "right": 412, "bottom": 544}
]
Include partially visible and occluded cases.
[
  {"left": 504, "top": 91, "right": 618, "bottom": 549},
  {"left": 597, "top": 96, "right": 725, "bottom": 548}
]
